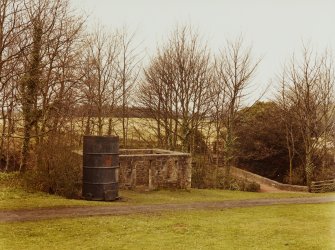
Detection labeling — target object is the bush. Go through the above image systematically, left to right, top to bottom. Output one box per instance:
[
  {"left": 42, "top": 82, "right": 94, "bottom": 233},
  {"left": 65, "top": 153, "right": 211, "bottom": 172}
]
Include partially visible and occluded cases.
[
  {"left": 24, "top": 136, "right": 82, "bottom": 198},
  {"left": 0, "top": 151, "right": 21, "bottom": 171},
  {"left": 191, "top": 156, "right": 216, "bottom": 188},
  {"left": 191, "top": 159, "right": 261, "bottom": 192},
  {"left": 191, "top": 161, "right": 206, "bottom": 188},
  {"left": 313, "top": 164, "right": 335, "bottom": 181},
  {"left": 283, "top": 165, "right": 305, "bottom": 185},
  {"left": 0, "top": 171, "right": 22, "bottom": 188},
  {"left": 220, "top": 177, "right": 261, "bottom": 192},
  {"left": 244, "top": 181, "right": 261, "bottom": 192}
]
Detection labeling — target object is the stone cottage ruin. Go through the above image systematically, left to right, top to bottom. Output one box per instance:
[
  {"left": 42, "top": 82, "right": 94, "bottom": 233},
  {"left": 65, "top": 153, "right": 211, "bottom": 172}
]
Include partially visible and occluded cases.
[{"left": 119, "top": 149, "right": 192, "bottom": 191}]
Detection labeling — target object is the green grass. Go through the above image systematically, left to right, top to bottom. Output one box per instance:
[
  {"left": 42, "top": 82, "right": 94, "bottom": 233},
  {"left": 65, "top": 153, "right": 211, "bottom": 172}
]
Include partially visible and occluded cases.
[
  {"left": 1, "top": 172, "right": 334, "bottom": 210},
  {"left": 1, "top": 186, "right": 334, "bottom": 210},
  {"left": 0, "top": 187, "right": 96, "bottom": 210},
  {"left": 120, "top": 188, "right": 334, "bottom": 205},
  {"left": 1, "top": 203, "right": 334, "bottom": 250}
]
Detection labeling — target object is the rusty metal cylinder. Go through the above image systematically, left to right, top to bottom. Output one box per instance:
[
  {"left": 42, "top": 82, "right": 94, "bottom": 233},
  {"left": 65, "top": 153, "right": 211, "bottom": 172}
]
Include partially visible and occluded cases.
[{"left": 82, "top": 136, "right": 119, "bottom": 201}]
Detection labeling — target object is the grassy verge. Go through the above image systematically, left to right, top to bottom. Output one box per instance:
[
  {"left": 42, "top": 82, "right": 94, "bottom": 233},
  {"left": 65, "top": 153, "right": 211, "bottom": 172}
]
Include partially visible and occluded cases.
[
  {"left": 1, "top": 172, "right": 334, "bottom": 210},
  {"left": 1, "top": 186, "right": 334, "bottom": 210},
  {"left": 1, "top": 203, "right": 334, "bottom": 250}
]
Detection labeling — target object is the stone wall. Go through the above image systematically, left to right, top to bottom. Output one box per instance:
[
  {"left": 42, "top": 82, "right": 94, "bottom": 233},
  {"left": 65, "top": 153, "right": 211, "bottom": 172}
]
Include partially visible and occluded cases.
[
  {"left": 119, "top": 149, "right": 192, "bottom": 191},
  {"left": 231, "top": 166, "right": 308, "bottom": 192}
]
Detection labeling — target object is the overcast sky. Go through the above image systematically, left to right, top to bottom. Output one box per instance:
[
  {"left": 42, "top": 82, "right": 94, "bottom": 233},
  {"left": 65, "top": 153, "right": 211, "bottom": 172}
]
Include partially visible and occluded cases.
[{"left": 70, "top": 0, "right": 335, "bottom": 102}]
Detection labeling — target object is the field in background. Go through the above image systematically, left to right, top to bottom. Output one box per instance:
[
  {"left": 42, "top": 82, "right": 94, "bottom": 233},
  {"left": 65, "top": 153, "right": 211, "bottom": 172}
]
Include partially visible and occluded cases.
[{"left": 69, "top": 117, "right": 216, "bottom": 147}]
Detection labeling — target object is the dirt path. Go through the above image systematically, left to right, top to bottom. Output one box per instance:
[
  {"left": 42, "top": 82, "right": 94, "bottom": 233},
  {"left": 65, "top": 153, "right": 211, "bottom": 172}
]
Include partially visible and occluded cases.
[{"left": 1, "top": 196, "right": 334, "bottom": 223}]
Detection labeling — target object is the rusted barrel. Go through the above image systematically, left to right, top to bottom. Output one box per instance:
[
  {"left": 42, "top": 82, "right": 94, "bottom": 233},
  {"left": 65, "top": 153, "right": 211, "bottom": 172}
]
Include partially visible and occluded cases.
[{"left": 82, "top": 136, "right": 119, "bottom": 201}]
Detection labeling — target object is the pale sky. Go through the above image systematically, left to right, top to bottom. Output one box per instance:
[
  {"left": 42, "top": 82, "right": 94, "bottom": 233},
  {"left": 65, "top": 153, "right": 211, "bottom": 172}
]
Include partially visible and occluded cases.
[{"left": 70, "top": 0, "right": 335, "bottom": 102}]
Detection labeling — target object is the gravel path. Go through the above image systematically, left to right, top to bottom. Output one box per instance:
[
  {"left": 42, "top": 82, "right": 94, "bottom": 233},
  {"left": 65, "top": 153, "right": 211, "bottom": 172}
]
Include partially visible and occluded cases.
[{"left": 1, "top": 196, "right": 334, "bottom": 222}]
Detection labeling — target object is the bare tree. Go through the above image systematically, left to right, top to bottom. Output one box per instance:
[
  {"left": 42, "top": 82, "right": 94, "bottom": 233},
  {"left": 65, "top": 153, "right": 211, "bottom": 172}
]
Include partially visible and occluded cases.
[
  {"left": 0, "top": 0, "right": 26, "bottom": 170},
  {"left": 18, "top": 0, "right": 84, "bottom": 171},
  {"left": 138, "top": 25, "right": 212, "bottom": 153},
  {"left": 79, "top": 26, "right": 121, "bottom": 136},
  {"left": 116, "top": 28, "right": 141, "bottom": 147},
  {"left": 213, "top": 37, "right": 259, "bottom": 188},
  {"left": 278, "top": 46, "right": 335, "bottom": 189},
  {"left": 139, "top": 52, "right": 177, "bottom": 149},
  {"left": 277, "top": 72, "right": 302, "bottom": 184}
]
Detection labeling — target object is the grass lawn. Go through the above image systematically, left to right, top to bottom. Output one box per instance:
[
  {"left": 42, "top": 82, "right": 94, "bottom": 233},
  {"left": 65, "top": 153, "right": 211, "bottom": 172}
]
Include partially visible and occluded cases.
[
  {"left": 1, "top": 172, "right": 334, "bottom": 210},
  {"left": 1, "top": 186, "right": 334, "bottom": 210},
  {"left": 1, "top": 203, "right": 334, "bottom": 250}
]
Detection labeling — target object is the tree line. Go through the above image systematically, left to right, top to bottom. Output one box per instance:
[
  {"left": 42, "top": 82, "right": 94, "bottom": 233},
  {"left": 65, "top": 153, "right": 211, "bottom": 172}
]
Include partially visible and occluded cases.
[{"left": 1, "top": 0, "right": 334, "bottom": 191}]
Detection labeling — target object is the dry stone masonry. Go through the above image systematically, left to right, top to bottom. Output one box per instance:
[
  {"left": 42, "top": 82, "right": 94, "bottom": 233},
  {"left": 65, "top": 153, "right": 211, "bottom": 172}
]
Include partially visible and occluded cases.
[{"left": 119, "top": 149, "right": 192, "bottom": 191}]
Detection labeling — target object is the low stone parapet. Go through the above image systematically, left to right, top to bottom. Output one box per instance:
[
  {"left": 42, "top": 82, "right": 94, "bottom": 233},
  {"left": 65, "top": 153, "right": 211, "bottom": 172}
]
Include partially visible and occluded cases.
[{"left": 231, "top": 166, "right": 308, "bottom": 192}]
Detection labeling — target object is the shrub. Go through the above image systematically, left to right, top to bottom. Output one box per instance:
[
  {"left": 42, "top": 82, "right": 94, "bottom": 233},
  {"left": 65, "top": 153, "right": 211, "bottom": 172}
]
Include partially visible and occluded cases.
[
  {"left": 24, "top": 136, "right": 82, "bottom": 198},
  {"left": 0, "top": 151, "right": 21, "bottom": 171},
  {"left": 191, "top": 159, "right": 210, "bottom": 188},
  {"left": 191, "top": 160, "right": 261, "bottom": 192},
  {"left": 313, "top": 164, "right": 335, "bottom": 181},
  {"left": 283, "top": 165, "right": 305, "bottom": 185},
  {"left": 0, "top": 171, "right": 22, "bottom": 188},
  {"left": 219, "top": 177, "right": 260, "bottom": 192},
  {"left": 244, "top": 181, "right": 261, "bottom": 192}
]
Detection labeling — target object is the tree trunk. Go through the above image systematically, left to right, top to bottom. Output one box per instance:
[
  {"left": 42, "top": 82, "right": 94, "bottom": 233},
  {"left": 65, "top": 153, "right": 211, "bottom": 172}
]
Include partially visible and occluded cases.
[{"left": 20, "top": 20, "right": 42, "bottom": 172}]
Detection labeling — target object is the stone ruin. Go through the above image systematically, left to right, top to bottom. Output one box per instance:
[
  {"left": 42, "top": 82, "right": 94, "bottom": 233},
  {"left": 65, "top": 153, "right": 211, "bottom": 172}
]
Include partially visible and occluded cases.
[{"left": 119, "top": 149, "right": 192, "bottom": 191}]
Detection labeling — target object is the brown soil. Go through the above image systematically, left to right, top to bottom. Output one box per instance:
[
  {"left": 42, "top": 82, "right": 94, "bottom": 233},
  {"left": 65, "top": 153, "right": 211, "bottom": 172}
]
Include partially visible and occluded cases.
[{"left": 1, "top": 196, "right": 334, "bottom": 223}]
